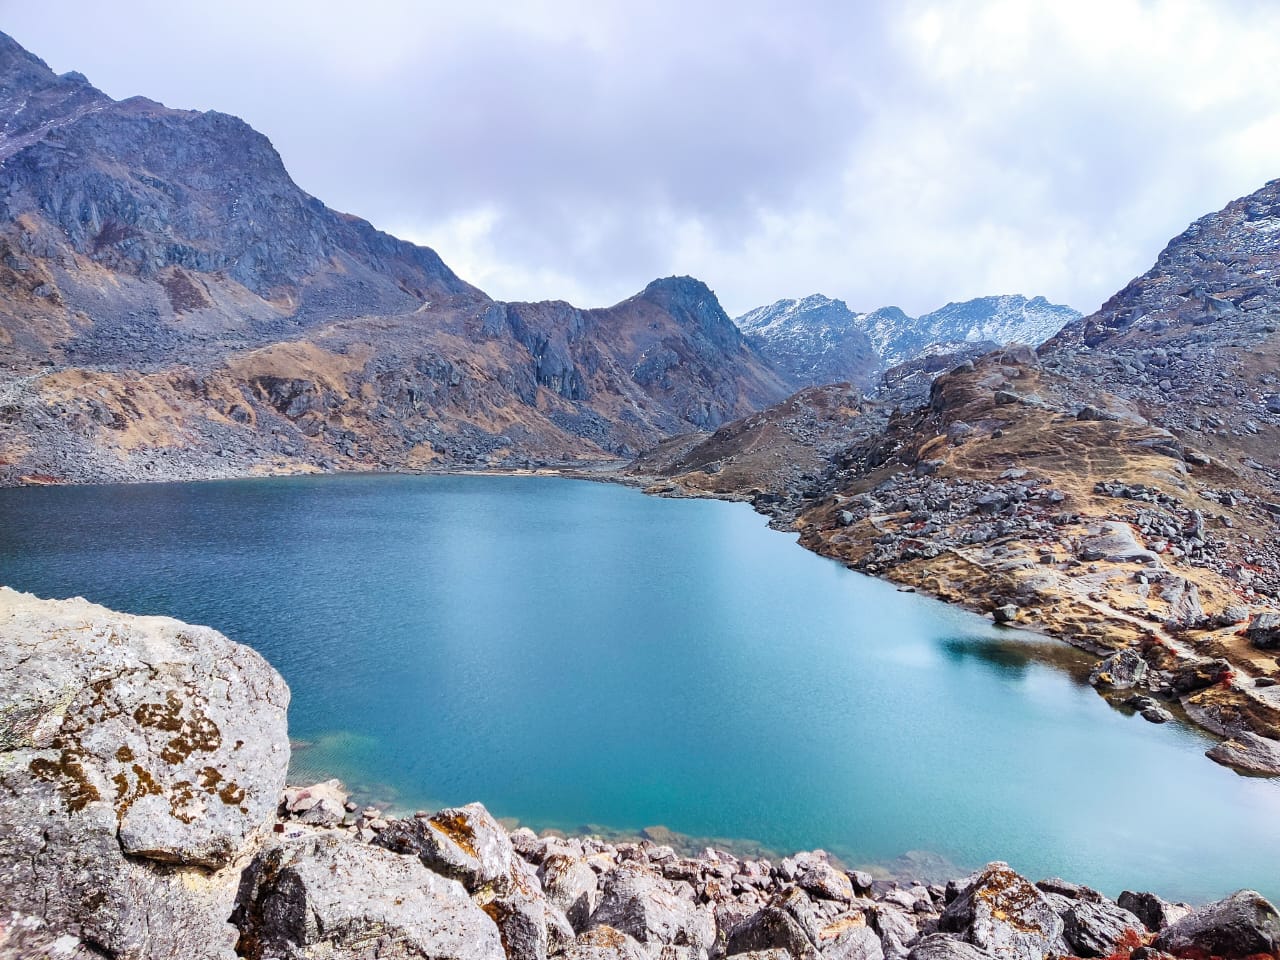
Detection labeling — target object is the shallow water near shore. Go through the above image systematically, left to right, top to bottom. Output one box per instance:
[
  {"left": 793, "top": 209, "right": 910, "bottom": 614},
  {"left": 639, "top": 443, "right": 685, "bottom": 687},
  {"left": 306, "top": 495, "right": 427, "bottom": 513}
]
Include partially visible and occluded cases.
[{"left": 2, "top": 473, "right": 1277, "bottom": 901}]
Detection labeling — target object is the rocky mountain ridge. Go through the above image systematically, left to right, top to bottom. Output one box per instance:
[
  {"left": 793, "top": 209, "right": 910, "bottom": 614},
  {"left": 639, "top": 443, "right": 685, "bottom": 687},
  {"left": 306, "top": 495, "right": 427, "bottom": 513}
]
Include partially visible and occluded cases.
[
  {"left": 0, "top": 32, "right": 790, "bottom": 483},
  {"left": 638, "top": 180, "right": 1280, "bottom": 773},
  {"left": 734, "top": 295, "right": 1081, "bottom": 393},
  {"left": 4, "top": 587, "right": 1278, "bottom": 960}
]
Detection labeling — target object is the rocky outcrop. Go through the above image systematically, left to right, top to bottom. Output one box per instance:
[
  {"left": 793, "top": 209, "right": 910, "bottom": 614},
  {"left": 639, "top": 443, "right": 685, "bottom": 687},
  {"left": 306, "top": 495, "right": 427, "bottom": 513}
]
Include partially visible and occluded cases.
[{"left": 0, "top": 586, "right": 288, "bottom": 959}]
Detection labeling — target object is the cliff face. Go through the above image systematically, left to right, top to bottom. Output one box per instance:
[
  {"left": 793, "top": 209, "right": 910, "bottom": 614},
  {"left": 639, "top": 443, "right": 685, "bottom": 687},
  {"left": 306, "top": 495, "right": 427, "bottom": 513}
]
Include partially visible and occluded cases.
[{"left": 0, "top": 34, "right": 790, "bottom": 483}]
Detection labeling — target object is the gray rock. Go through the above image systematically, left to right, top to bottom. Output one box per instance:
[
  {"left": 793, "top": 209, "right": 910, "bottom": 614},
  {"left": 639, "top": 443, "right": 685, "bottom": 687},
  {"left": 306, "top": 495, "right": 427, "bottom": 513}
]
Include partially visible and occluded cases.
[
  {"left": 1078, "top": 522, "right": 1159, "bottom": 564},
  {"left": 0, "top": 588, "right": 290, "bottom": 959},
  {"left": 992, "top": 604, "right": 1019, "bottom": 625},
  {"left": 1246, "top": 612, "right": 1280, "bottom": 650},
  {"left": 1089, "top": 649, "right": 1149, "bottom": 689},
  {"left": 1205, "top": 732, "right": 1280, "bottom": 775},
  {"left": 282, "top": 778, "right": 348, "bottom": 827},
  {"left": 375, "top": 801, "right": 515, "bottom": 891},
  {"left": 233, "top": 831, "right": 505, "bottom": 960},
  {"left": 541, "top": 852, "right": 601, "bottom": 931},
  {"left": 784, "top": 852, "right": 855, "bottom": 902},
  {"left": 481, "top": 853, "right": 555, "bottom": 960},
  {"left": 589, "top": 862, "right": 716, "bottom": 957},
  {"left": 938, "top": 863, "right": 1067, "bottom": 960},
  {"left": 726, "top": 887, "right": 819, "bottom": 958},
  {"left": 1153, "top": 890, "right": 1280, "bottom": 958},
  {"left": 1117, "top": 891, "right": 1191, "bottom": 933},
  {"left": 1058, "top": 899, "right": 1145, "bottom": 957},
  {"left": 871, "top": 904, "right": 920, "bottom": 960},
  {"left": 0, "top": 912, "right": 100, "bottom": 959},
  {"left": 823, "top": 923, "right": 886, "bottom": 960},
  {"left": 559, "top": 925, "right": 651, "bottom": 960},
  {"left": 906, "top": 933, "right": 997, "bottom": 960}
]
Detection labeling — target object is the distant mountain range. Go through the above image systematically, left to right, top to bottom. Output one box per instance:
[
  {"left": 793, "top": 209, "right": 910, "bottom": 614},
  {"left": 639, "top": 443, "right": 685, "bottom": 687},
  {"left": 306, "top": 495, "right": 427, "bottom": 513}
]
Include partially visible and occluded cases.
[{"left": 735, "top": 294, "right": 1081, "bottom": 391}]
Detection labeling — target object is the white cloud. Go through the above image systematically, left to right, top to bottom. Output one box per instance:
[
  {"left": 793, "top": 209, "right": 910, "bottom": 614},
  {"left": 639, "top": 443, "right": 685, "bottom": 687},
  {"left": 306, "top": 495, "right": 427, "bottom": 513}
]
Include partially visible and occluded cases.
[{"left": 5, "top": 0, "right": 1280, "bottom": 317}]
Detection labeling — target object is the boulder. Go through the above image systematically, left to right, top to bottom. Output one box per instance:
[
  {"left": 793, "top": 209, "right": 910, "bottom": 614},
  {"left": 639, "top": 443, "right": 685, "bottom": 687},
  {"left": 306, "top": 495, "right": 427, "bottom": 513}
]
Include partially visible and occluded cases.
[
  {"left": 1078, "top": 523, "right": 1159, "bottom": 564},
  {"left": 0, "top": 588, "right": 290, "bottom": 959},
  {"left": 992, "top": 605, "right": 1019, "bottom": 625},
  {"left": 1245, "top": 612, "right": 1280, "bottom": 650},
  {"left": 1089, "top": 649, "right": 1149, "bottom": 689},
  {"left": 1170, "top": 659, "right": 1233, "bottom": 695},
  {"left": 1205, "top": 732, "right": 1280, "bottom": 775},
  {"left": 282, "top": 778, "right": 348, "bottom": 827},
  {"left": 375, "top": 801, "right": 515, "bottom": 891},
  {"left": 232, "top": 831, "right": 505, "bottom": 960},
  {"left": 781, "top": 851, "right": 855, "bottom": 902},
  {"left": 541, "top": 852, "right": 601, "bottom": 931},
  {"left": 480, "top": 854, "right": 553, "bottom": 960},
  {"left": 588, "top": 862, "right": 716, "bottom": 957},
  {"left": 937, "top": 863, "right": 1067, "bottom": 960},
  {"left": 725, "top": 887, "right": 820, "bottom": 958},
  {"left": 1153, "top": 890, "right": 1280, "bottom": 958},
  {"left": 1116, "top": 891, "right": 1191, "bottom": 933},
  {"left": 1057, "top": 899, "right": 1145, "bottom": 958},
  {"left": 871, "top": 904, "right": 921, "bottom": 960},
  {"left": 822, "top": 923, "right": 886, "bottom": 960},
  {"left": 559, "top": 925, "right": 650, "bottom": 960},
  {"left": 907, "top": 933, "right": 997, "bottom": 960}
]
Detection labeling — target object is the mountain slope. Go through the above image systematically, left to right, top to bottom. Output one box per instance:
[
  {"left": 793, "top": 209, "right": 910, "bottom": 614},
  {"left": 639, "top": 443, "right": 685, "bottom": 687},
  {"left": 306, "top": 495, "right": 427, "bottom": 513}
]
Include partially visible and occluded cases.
[
  {"left": 0, "top": 33, "right": 790, "bottom": 482},
  {"left": 644, "top": 181, "right": 1280, "bottom": 767},
  {"left": 733, "top": 294, "right": 1081, "bottom": 394},
  {"left": 734, "top": 295, "right": 882, "bottom": 390}
]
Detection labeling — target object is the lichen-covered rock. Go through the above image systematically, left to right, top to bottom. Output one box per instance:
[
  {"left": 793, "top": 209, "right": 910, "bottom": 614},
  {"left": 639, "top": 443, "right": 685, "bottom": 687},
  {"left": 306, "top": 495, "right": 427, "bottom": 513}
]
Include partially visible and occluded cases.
[
  {"left": 0, "top": 588, "right": 290, "bottom": 959},
  {"left": 375, "top": 801, "right": 515, "bottom": 891},
  {"left": 233, "top": 830, "right": 505, "bottom": 960},
  {"left": 588, "top": 862, "right": 716, "bottom": 958},
  {"left": 938, "top": 863, "right": 1067, "bottom": 960},
  {"left": 1153, "top": 889, "right": 1280, "bottom": 959}
]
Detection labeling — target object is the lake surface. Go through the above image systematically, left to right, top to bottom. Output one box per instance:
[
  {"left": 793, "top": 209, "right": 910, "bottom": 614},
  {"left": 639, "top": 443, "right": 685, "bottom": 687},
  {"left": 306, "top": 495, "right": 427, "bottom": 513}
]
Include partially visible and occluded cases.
[{"left": 1, "top": 474, "right": 1277, "bottom": 901}]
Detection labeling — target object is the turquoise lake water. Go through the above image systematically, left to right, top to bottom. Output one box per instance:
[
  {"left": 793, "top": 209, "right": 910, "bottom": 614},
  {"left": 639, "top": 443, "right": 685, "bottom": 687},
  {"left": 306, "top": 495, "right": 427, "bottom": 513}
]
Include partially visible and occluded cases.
[{"left": 1, "top": 473, "right": 1276, "bottom": 901}]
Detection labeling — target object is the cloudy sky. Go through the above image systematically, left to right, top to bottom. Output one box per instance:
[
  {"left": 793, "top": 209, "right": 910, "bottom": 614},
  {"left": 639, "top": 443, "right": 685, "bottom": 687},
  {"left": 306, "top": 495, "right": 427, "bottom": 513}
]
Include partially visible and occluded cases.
[{"left": 5, "top": 1, "right": 1280, "bottom": 316}]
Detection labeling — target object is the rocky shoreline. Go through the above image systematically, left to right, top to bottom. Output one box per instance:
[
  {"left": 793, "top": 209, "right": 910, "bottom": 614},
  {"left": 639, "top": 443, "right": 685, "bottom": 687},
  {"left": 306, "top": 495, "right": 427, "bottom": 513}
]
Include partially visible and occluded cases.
[{"left": 3, "top": 586, "right": 1278, "bottom": 960}]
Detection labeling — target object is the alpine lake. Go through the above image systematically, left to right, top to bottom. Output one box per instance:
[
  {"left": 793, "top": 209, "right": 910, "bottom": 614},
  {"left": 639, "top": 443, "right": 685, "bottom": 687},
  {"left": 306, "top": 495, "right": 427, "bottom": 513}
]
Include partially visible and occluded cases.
[{"left": 2, "top": 473, "right": 1276, "bottom": 901}]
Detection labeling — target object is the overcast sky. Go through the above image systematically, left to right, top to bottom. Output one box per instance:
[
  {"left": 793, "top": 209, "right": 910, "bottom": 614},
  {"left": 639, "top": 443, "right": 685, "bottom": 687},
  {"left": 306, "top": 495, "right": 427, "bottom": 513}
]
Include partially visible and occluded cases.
[{"left": 5, "top": 1, "right": 1280, "bottom": 317}]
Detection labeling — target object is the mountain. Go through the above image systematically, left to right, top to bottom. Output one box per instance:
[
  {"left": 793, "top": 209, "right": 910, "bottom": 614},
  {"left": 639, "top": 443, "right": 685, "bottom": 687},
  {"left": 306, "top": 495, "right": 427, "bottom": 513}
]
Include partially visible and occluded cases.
[
  {"left": 0, "top": 33, "right": 790, "bottom": 483},
  {"left": 644, "top": 180, "right": 1280, "bottom": 768},
  {"left": 733, "top": 294, "right": 1080, "bottom": 393},
  {"left": 734, "top": 295, "right": 882, "bottom": 390},
  {"left": 875, "top": 295, "right": 1081, "bottom": 365}
]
